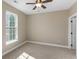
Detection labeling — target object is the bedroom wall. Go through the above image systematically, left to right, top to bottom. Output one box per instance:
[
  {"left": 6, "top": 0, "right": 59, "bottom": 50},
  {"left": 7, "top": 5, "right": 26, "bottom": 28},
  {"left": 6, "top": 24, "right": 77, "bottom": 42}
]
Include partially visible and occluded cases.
[
  {"left": 2, "top": 1, "right": 28, "bottom": 54},
  {"left": 27, "top": 2, "right": 77, "bottom": 46},
  {"left": 69, "top": 2, "right": 77, "bottom": 16},
  {"left": 27, "top": 10, "right": 69, "bottom": 46}
]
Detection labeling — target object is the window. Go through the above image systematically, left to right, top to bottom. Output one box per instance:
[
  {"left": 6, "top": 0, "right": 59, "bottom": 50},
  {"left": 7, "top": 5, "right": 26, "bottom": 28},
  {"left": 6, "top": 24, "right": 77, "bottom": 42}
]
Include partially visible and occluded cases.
[{"left": 6, "top": 11, "right": 18, "bottom": 45}]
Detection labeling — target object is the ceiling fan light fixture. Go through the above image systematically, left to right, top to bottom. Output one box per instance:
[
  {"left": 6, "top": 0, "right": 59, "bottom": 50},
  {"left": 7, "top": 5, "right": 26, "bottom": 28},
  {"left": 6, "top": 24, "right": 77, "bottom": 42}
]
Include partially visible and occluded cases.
[
  {"left": 26, "top": 0, "right": 53, "bottom": 10},
  {"left": 36, "top": 3, "right": 42, "bottom": 7}
]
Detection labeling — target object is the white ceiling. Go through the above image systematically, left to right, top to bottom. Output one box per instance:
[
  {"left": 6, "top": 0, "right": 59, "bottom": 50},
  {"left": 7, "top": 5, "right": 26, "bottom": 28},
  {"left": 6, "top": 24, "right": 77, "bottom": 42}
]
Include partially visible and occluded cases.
[{"left": 3, "top": 0, "right": 76, "bottom": 15}]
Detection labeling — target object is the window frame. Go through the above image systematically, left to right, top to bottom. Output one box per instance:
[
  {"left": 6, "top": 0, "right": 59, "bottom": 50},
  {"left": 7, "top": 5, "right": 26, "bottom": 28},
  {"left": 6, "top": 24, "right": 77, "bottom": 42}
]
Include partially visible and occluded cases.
[{"left": 6, "top": 11, "right": 18, "bottom": 45}]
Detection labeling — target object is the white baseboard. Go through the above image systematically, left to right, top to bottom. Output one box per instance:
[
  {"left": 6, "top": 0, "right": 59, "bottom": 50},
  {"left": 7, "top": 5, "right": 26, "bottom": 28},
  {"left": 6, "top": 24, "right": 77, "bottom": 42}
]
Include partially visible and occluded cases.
[
  {"left": 2, "top": 40, "right": 27, "bottom": 56},
  {"left": 2, "top": 40, "right": 69, "bottom": 56},
  {"left": 27, "top": 41, "right": 69, "bottom": 49}
]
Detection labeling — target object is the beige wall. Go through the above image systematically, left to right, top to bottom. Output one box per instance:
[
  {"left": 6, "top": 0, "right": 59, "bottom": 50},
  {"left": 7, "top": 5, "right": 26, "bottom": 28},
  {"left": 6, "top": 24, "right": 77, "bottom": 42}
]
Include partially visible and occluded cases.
[
  {"left": 2, "top": 1, "right": 28, "bottom": 53},
  {"left": 27, "top": 2, "right": 77, "bottom": 46},
  {"left": 69, "top": 2, "right": 77, "bottom": 16},
  {"left": 27, "top": 10, "right": 69, "bottom": 46}
]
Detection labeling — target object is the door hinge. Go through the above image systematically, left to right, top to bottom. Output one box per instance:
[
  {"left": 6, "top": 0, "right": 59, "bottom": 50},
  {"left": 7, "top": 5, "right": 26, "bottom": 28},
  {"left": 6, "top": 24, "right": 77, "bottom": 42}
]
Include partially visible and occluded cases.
[
  {"left": 71, "top": 20, "right": 73, "bottom": 23},
  {"left": 71, "top": 32, "right": 72, "bottom": 35},
  {"left": 71, "top": 44, "right": 73, "bottom": 47}
]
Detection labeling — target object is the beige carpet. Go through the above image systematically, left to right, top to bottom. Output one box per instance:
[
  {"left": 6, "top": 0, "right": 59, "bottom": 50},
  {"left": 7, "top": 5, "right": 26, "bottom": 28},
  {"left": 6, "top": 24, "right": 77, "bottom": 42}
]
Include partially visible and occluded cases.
[{"left": 3, "top": 43, "right": 76, "bottom": 59}]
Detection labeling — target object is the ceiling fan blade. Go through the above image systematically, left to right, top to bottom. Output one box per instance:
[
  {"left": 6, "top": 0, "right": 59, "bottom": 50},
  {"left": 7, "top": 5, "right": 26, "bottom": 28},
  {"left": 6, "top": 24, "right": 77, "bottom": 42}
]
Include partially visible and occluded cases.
[
  {"left": 36, "top": 0, "right": 42, "bottom": 3},
  {"left": 39, "top": 0, "right": 42, "bottom": 2},
  {"left": 42, "top": 0, "right": 53, "bottom": 3},
  {"left": 26, "top": 3, "right": 36, "bottom": 4},
  {"left": 41, "top": 5, "right": 46, "bottom": 9},
  {"left": 33, "top": 6, "right": 37, "bottom": 10}
]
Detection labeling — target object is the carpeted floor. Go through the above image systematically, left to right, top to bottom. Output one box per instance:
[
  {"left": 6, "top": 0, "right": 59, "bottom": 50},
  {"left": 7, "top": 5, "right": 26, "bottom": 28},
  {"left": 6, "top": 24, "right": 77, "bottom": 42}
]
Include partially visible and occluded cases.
[{"left": 3, "top": 43, "right": 76, "bottom": 59}]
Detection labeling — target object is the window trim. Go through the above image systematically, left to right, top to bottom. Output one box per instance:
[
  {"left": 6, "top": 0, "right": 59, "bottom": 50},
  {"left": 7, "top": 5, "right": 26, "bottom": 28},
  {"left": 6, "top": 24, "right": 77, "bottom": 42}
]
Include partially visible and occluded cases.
[
  {"left": 6, "top": 11, "right": 18, "bottom": 45},
  {"left": 6, "top": 40, "right": 18, "bottom": 45}
]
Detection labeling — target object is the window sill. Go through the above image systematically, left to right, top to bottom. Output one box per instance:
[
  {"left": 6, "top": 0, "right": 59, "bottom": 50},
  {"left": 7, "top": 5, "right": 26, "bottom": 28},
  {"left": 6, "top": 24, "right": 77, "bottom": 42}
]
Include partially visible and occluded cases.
[{"left": 6, "top": 40, "right": 18, "bottom": 45}]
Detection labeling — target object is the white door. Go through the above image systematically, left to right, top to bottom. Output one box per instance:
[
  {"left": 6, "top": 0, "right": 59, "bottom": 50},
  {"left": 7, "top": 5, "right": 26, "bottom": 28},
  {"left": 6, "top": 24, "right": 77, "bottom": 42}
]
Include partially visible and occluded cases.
[{"left": 68, "top": 15, "right": 76, "bottom": 49}]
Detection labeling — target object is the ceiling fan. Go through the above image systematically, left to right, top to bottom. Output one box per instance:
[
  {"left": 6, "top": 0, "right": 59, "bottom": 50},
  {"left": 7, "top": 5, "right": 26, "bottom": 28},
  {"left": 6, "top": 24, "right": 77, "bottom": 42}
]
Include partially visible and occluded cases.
[{"left": 26, "top": 0, "right": 53, "bottom": 10}]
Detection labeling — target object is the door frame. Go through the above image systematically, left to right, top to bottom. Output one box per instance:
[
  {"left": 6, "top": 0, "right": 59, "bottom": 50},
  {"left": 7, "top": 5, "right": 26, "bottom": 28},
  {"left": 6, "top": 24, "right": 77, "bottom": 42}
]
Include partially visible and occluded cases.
[{"left": 68, "top": 13, "right": 77, "bottom": 49}]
